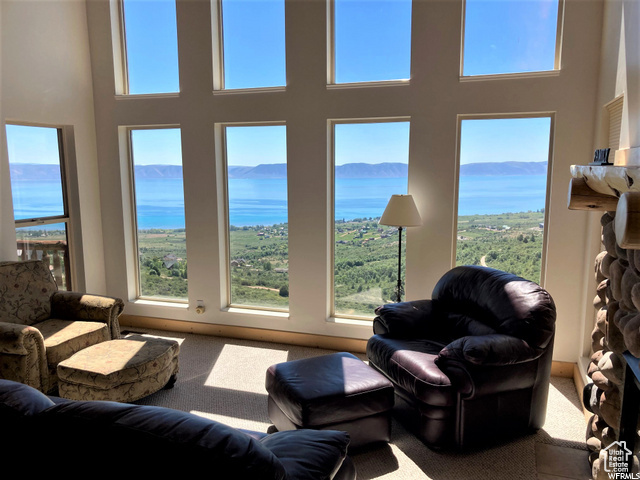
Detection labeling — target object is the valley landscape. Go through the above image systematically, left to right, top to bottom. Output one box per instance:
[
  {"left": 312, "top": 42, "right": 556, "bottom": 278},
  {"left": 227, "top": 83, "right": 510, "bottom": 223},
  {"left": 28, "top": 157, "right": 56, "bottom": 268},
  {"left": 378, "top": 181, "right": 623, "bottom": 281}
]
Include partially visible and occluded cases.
[{"left": 12, "top": 160, "right": 548, "bottom": 316}]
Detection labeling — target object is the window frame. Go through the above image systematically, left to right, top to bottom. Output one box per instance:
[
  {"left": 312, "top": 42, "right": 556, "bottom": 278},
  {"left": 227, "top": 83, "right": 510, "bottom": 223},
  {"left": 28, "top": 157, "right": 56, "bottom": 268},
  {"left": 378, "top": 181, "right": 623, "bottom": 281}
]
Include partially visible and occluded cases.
[
  {"left": 115, "top": 0, "right": 181, "bottom": 97},
  {"left": 212, "top": 0, "right": 287, "bottom": 93},
  {"left": 326, "top": 0, "right": 412, "bottom": 87},
  {"left": 459, "top": 0, "right": 565, "bottom": 81},
  {"left": 453, "top": 112, "right": 555, "bottom": 286},
  {"left": 329, "top": 117, "right": 411, "bottom": 320},
  {"left": 218, "top": 121, "right": 289, "bottom": 313},
  {"left": 7, "top": 122, "right": 74, "bottom": 290},
  {"left": 126, "top": 125, "right": 188, "bottom": 304}
]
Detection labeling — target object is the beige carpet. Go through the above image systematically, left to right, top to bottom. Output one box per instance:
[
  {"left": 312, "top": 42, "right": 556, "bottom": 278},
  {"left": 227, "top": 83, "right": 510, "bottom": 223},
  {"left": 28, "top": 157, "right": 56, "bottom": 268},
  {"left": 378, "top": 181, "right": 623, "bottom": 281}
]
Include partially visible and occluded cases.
[{"left": 129, "top": 328, "right": 588, "bottom": 480}]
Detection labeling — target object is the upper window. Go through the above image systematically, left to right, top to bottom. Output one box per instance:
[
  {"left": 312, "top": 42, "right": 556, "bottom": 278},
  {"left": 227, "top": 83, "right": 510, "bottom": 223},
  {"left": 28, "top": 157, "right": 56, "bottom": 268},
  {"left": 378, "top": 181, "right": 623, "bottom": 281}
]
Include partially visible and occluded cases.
[
  {"left": 121, "top": 0, "right": 180, "bottom": 94},
  {"left": 219, "top": 0, "right": 286, "bottom": 90},
  {"left": 332, "top": 0, "right": 412, "bottom": 84},
  {"left": 462, "top": 0, "right": 561, "bottom": 77},
  {"left": 455, "top": 116, "right": 552, "bottom": 283},
  {"left": 332, "top": 120, "right": 410, "bottom": 317},
  {"left": 6, "top": 124, "right": 72, "bottom": 290},
  {"left": 224, "top": 124, "right": 289, "bottom": 310},
  {"left": 129, "top": 128, "right": 187, "bottom": 300}
]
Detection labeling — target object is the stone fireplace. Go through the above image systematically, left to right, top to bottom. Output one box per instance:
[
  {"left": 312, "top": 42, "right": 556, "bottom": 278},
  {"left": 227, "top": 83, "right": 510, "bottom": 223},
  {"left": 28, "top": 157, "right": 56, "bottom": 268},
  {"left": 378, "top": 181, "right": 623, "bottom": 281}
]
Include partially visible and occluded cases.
[{"left": 569, "top": 165, "right": 640, "bottom": 479}]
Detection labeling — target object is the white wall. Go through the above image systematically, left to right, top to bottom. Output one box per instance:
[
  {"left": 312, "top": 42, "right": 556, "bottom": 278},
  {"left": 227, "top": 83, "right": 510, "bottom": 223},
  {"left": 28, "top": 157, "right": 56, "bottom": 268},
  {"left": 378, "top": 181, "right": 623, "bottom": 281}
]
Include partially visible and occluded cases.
[
  {"left": 0, "top": 0, "right": 106, "bottom": 293},
  {"left": 0, "top": 0, "right": 12, "bottom": 261},
  {"left": 83, "top": 0, "right": 605, "bottom": 362},
  {"left": 572, "top": 0, "right": 640, "bottom": 360},
  {"left": 595, "top": 0, "right": 640, "bottom": 157}
]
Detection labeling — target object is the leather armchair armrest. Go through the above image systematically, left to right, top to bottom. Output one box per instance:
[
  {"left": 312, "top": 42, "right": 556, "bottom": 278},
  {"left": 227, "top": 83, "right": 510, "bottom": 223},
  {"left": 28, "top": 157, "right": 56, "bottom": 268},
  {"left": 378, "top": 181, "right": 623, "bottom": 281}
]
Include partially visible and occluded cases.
[
  {"left": 51, "top": 292, "right": 124, "bottom": 339},
  {"left": 373, "top": 299, "right": 438, "bottom": 337},
  {"left": 0, "top": 322, "right": 45, "bottom": 355},
  {"left": 437, "top": 334, "right": 541, "bottom": 367},
  {"left": 436, "top": 335, "right": 546, "bottom": 400}
]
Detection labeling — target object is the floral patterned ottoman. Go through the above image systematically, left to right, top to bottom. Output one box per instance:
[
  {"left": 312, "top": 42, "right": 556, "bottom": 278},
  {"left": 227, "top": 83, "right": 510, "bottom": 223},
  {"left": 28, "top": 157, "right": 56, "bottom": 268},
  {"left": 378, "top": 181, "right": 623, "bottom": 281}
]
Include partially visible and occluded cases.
[{"left": 56, "top": 335, "right": 179, "bottom": 402}]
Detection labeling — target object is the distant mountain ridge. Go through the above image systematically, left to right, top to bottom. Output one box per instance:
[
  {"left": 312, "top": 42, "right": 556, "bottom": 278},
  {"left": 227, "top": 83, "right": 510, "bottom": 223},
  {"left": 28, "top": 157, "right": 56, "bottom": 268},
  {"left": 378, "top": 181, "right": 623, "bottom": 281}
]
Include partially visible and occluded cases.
[
  {"left": 10, "top": 161, "right": 548, "bottom": 180},
  {"left": 460, "top": 161, "right": 547, "bottom": 176},
  {"left": 9, "top": 163, "right": 61, "bottom": 180},
  {"left": 133, "top": 164, "right": 183, "bottom": 179}
]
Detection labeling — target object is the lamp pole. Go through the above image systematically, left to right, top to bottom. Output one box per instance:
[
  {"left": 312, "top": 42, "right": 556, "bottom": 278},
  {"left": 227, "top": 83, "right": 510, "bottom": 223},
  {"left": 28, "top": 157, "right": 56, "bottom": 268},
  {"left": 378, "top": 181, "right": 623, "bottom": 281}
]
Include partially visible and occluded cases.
[
  {"left": 379, "top": 194, "right": 421, "bottom": 305},
  {"left": 395, "top": 226, "right": 404, "bottom": 302}
]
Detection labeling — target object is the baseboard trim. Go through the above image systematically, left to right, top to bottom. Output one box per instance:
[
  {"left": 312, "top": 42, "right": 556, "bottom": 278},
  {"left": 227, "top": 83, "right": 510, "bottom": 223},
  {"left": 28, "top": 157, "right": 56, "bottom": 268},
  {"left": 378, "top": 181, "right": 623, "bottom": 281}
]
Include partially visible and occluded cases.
[
  {"left": 120, "top": 314, "right": 369, "bottom": 353},
  {"left": 121, "top": 314, "right": 581, "bottom": 381},
  {"left": 551, "top": 361, "right": 575, "bottom": 378},
  {"left": 573, "top": 363, "right": 592, "bottom": 421}
]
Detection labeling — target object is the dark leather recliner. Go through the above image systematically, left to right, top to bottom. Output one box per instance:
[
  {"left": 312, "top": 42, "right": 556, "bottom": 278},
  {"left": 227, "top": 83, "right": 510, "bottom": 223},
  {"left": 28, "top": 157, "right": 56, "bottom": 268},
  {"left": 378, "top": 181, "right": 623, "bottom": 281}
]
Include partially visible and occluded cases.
[{"left": 367, "top": 266, "right": 556, "bottom": 449}]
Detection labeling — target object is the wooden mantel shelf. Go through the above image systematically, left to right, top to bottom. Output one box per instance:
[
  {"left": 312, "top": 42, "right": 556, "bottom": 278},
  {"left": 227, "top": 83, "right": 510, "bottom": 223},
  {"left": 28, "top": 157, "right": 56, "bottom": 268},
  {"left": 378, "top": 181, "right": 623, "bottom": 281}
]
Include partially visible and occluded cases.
[
  {"left": 569, "top": 165, "right": 640, "bottom": 248},
  {"left": 570, "top": 165, "right": 640, "bottom": 197}
]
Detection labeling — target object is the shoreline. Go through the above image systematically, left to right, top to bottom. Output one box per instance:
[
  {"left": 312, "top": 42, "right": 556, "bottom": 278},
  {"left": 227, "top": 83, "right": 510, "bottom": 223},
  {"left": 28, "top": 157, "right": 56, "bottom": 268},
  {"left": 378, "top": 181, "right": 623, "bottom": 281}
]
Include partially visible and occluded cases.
[{"left": 135, "top": 209, "right": 545, "bottom": 233}]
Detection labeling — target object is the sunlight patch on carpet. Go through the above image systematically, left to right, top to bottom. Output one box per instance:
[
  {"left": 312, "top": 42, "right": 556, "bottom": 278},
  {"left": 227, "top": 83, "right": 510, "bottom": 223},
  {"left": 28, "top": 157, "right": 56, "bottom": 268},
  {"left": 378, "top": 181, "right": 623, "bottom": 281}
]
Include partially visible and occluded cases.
[
  {"left": 205, "top": 344, "right": 289, "bottom": 393},
  {"left": 191, "top": 409, "right": 272, "bottom": 432}
]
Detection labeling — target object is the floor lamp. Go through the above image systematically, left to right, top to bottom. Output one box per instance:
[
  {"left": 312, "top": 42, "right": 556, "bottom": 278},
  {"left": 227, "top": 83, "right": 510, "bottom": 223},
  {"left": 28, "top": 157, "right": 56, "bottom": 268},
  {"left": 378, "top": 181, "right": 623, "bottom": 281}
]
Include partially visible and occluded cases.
[{"left": 379, "top": 194, "right": 422, "bottom": 303}]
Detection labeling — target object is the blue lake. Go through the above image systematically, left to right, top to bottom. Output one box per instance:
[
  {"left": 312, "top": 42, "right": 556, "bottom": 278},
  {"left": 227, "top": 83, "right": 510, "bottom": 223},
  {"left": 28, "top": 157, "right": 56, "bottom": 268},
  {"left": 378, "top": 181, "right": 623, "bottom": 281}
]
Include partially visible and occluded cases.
[{"left": 13, "top": 175, "right": 548, "bottom": 229}]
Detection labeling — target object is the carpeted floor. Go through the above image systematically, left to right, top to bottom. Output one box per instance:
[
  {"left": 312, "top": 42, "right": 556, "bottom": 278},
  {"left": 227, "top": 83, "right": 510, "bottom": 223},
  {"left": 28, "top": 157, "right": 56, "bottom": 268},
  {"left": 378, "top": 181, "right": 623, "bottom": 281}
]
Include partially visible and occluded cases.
[{"left": 129, "top": 328, "right": 589, "bottom": 480}]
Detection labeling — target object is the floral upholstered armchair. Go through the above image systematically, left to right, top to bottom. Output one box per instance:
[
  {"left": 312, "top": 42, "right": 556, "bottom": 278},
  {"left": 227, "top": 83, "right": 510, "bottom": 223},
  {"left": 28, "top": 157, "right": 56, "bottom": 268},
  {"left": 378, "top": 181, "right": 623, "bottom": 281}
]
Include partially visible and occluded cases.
[{"left": 0, "top": 260, "right": 124, "bottom": 393}]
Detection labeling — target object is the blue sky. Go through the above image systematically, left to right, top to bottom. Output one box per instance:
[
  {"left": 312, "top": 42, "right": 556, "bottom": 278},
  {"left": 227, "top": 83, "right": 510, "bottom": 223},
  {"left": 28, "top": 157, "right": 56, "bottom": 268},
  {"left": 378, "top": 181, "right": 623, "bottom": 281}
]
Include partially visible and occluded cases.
[
  {"left": 7, "top": 0, "right": 558, "bottom": 168},
  {"left": 123, "top": 0, "right": 180, "bottom": 94},
  {"left": 221, "top": 0, "right": 286, "bottom": 89},
  {"left": 335, "top": 0, "right": 411, "bottom": 83},
  {"left": 463, "top": 0, "right": 559, "bottom": 76},
  {"left": 460, "top": 117, "right": 552, "bottom": 165},
  {"left": 335, "top": 122, "right": 410, "bottom": 166},
  {"left": 5, "top": 125, "right": 61, "bottom": 165},
  {"left": 226, "top": 125, "right": 286, "bottom": 166},
  {"left": 130, "top": 128, "right": 183, "bottom": 165}
]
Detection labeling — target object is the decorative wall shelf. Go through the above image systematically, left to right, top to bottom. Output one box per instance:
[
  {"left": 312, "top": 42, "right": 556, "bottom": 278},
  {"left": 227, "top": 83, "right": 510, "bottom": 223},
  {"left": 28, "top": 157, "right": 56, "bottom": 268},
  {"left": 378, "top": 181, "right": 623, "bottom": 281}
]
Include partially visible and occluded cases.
[{"left": 569, "top": 165, "right": 640, "bottom": 249}]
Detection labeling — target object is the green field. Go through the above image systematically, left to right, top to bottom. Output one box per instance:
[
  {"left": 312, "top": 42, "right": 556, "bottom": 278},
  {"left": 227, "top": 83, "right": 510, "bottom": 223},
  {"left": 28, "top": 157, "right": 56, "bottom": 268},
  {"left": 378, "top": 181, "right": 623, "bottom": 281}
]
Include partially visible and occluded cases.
[
  {"left": 130, "top": 210, "right": 545, "bottom": 315},
  {"left": 455, "top": 210, "right": 545, "bottom": 282},
  {"left": 16, "top": 211, "right": 546, "bottom": 315}
]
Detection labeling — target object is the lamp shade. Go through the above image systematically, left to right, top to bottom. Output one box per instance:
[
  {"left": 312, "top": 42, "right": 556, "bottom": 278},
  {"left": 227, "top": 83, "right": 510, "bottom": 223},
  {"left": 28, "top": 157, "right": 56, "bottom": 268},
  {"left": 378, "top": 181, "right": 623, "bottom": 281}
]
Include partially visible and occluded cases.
[{"left": 379, "top": 194, "right": 422, "bottom": 227}]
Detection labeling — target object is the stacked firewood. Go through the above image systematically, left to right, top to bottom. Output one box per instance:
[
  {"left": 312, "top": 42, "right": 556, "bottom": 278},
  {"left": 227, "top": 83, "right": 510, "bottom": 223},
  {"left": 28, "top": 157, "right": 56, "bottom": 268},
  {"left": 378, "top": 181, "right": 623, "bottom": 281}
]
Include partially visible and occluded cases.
[{"left": 584, "top": 212, "right": 640, "bottom": 479}]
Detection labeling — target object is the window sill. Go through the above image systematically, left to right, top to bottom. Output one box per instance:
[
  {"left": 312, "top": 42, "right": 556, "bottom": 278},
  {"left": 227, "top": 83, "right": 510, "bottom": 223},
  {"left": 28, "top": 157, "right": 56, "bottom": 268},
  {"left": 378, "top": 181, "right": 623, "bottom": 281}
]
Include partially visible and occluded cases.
[
  {"left": 459, "top": 70, "right": 561, "bottom": 83},
  {"left": 326, "top": 79, "right": 410, "bottom": 90},
  {"left": 213, "top": 86, "right": 286, "bottom": 95},
  {"left": 115, "top": 92, "right": 180, "bottom": 100},
  {"left": 130, "top": 298, "right": 189, "bottom": 309},
  {"left": 223, "top": 306, "right": 290, "bottom": 319},
  {"left": 329, "top": 316, "right": 373, "bottom": 327}
]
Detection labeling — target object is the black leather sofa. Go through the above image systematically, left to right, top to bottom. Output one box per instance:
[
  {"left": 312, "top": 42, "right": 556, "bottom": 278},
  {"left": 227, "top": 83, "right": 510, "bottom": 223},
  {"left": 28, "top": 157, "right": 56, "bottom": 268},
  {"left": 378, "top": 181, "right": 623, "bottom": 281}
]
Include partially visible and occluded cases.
[
  {"left": 367, "top": 266, "right": 556, "bottom": 449},
  {"left": 0, "top": 379, "right": 357, "bottom": 479}
]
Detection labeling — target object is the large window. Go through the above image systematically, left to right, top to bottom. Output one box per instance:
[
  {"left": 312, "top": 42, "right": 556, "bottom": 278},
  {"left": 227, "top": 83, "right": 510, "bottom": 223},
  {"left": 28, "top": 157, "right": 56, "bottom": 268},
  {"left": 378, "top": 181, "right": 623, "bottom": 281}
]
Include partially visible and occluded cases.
[
  {"left": 121, "top": 0, "right": 180, "bottom": 94},
  {"left": 218, "top": 0, "right": 286, "bottom": 90},
  {"left": 332, "top": 0, "right": 412, "bottom": 84},
  {"left": 462, "top": 0, "right": 561, "bottom": 77},
  {"left": 456, "top": 117, "right": 552, "bottom": 283},
  {"left": 333, "top": 121, "right": 410, "bottom": 317},
  {"left": 6, "top": 124, "right": 72, "bottom": 290},
  {"left": 224, "top": 124, "right": 289, "bottom": 309},
  {"left": 129, "top": 128, "right": 187, "bottom": 300}
]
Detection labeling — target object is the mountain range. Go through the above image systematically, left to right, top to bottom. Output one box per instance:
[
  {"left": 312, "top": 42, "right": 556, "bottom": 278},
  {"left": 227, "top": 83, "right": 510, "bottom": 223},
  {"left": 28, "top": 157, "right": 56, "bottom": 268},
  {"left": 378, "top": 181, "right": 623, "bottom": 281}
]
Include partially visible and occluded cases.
[{"left": 9, "top": 161, "right": 548, "bottom": 180}]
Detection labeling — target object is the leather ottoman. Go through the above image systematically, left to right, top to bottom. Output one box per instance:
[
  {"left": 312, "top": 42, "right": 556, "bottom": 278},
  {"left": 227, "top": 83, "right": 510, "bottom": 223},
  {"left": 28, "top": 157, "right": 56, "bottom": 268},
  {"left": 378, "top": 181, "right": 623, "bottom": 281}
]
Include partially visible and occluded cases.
[
  {"left": 57, "top": 335, "right": 179, "bottom": 402},
  {"left": 265, "top": 352, "right": 394, "bottom": 448}
]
